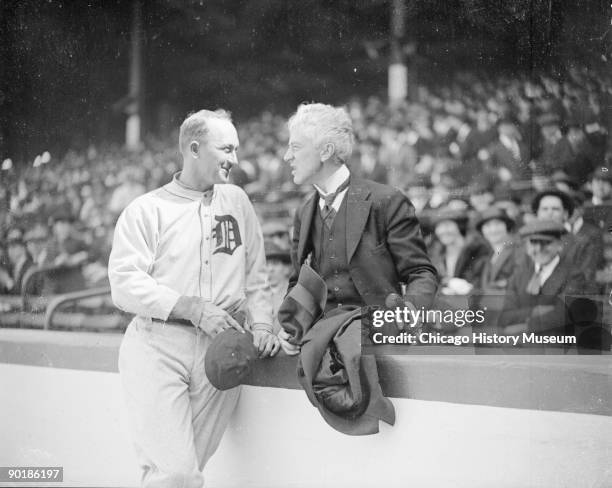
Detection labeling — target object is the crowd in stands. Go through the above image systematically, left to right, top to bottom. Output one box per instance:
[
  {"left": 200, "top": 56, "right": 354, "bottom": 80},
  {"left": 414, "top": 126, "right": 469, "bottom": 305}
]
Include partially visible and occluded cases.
[{"left": 1, "top": 66, "right": 611, "bottom": 340}]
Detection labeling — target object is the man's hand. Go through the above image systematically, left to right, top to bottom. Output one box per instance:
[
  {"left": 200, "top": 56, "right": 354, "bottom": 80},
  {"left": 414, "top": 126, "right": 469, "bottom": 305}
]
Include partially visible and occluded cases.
[
  {"left": 170, "top": 296, "right": 245, "bottom": 336},
  {"left": 278, "top": 329, "right": 300, "bottom": 356},
  {"left": 253, "top": 330, "right": 280, "bottom": 358}
]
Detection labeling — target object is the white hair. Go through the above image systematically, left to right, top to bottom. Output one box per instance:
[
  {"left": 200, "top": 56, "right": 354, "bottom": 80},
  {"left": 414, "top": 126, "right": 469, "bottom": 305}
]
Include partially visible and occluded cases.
[
  {"left": 287, "top": 103, "right": 354, "bottom": 163},
  {"left": 178, "top": 108, "right": 232, "bottom": 154}
]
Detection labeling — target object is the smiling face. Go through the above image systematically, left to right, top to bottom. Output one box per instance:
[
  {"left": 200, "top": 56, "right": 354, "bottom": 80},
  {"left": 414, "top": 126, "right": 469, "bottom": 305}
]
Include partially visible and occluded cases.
[
  {"left": 183, "top": 117, "right": 239, "bottom": 187},
  {"left": 284, "top": 125, "right": 323, "bottom": 186},
  {"left": 536, "top": 195, "right": 568, "bottom": 224},
  {"left": 481, "top": 218, "right": 509, "bottom": 246},
  {"left": 435, "top": 220, "right": 463, "bottom": 247},
  {"left": 526, "top": 237, "right": 562, "bottom": 267}
]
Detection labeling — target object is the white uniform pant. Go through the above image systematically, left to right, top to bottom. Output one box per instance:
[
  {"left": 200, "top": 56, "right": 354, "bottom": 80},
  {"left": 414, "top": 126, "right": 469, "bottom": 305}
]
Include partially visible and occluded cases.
[{"left": 118, "top": 317, "right": 240, "bottom": 488}]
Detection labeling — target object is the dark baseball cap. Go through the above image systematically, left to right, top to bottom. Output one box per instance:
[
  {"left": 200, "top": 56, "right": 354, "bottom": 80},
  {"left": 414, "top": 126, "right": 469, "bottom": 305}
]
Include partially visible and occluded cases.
[{"left": 205, "top": 329, "right": 257, "bottom": 390}]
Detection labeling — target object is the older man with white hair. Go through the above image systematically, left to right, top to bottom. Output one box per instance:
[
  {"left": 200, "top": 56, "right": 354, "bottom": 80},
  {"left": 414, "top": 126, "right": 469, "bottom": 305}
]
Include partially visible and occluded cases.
[{"left": 280, "top": 102, "right": 438, "bottom": 353}]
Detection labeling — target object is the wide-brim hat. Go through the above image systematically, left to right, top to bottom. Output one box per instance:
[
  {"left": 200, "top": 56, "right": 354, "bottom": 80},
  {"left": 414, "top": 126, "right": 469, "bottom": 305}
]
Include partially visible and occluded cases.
[
  {"left": 531, "top": 188, "right": 575, "bottom": 216},
  {"left": 431, "top": 207, "right": 469, "bottom": 227},
  {"left": 475, "top": 207, "right": 515, "bottom": 232},
  {"left": 519, "top": 219, "right": 567, "bottom": 241},
  {"left": 261, "top": 220, "right": 290, "bottom": 237},
  {"left": 264, "top": 240, "right": 291, "bottom": 263},
  {"left": 277, "top": 264, "right": 327, "bottom": 344},
  {"left": 205, "top": 329, "right": 257, "bottom": 390}
]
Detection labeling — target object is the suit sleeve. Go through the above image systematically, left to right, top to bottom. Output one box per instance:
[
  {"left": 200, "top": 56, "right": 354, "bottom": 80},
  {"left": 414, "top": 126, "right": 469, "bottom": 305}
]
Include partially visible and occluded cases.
[
  {"left": 385, "top": 191, "right": 438, "bottom": 308},
  {"left": 108, "top": 199, "right": 181, "bottom": 320},
  {"left": 287, "top": 208, "right": 302, "bottom": 294}
]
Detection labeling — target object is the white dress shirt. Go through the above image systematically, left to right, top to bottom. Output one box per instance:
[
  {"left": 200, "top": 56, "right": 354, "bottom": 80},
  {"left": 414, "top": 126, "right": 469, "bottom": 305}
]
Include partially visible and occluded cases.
[{"left": 313, "top": 164, "right": 350, "bottom": 212}]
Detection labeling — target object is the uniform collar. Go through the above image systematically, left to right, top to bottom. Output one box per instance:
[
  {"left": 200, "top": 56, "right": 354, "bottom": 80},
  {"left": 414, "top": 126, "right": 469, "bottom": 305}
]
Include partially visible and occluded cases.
[{"left": 164, "top": 172, "right": 215, "bottom": 201}]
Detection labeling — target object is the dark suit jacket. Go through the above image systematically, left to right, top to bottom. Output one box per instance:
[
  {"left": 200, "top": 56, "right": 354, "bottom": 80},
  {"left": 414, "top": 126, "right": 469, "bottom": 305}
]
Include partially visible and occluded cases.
[
  {"left": 488, "top": 138, "right": 530, "bottom": 179},
  {"left": 289, "top": 178, "right": 438, "bottom": 309},
  {"left": 567, "top": 221, "right": 604, "bottom": 284},
  {"left": 429, "top": 236, "right": 490, "bottom": 287},
  {"left": 479, "top": 241, "right": 525, "bottom": 291},
  {"left": 498, "top": 252, "right": 596, "bottom": 332}
]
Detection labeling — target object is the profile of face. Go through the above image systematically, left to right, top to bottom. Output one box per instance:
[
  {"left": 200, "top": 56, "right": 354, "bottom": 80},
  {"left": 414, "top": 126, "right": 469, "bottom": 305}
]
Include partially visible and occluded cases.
[
  {"left": 186, "top": 118, "right": 239, "bottom": 186},
  {"left": 284, "top": 125, "right": 323, "bottom": 186},
  {"left": 592, "top": 178, "right": 612, "bottom": 200},
  {"left": 536, "top": 196, "right": 567, "bottom": 224},
  {"left": 481, "top": 218, "right": 509, "bottom": 246},
  {"left": 435, "top": 220, "right": 463, "bottom": 247},
  {"left": 526, "top": 237, "right": 561, "bottom": 267}
]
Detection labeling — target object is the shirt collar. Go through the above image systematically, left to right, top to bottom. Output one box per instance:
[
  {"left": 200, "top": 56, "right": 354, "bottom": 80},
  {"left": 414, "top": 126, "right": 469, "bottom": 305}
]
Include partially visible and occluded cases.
[
  {"left": 313, "top": 164, "right": 350, "bottom": 197},
  {"left": 164, "top": 172, "right": 215, "bottom": 201},
  {"left": 535, "top": 254, "right": 560, "bottom": 275}
]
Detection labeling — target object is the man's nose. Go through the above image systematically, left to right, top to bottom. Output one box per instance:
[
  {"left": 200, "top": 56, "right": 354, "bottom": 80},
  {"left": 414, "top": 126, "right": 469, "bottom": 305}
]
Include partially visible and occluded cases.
[
  {"left": 283, "top": 149, "right": 292, "bottom": 162},
  {"left": 228, "top": 151, "right": 238, "bottom": 165}
]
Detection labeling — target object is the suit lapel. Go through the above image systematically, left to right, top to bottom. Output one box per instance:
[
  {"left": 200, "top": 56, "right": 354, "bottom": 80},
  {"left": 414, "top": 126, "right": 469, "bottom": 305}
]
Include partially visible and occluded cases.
[
  {"left": 346, "top": 180, "right": 372, "bottom": 262},
  {"left": 297, "top": 192, "right": 318, "bottom": 264},
  {"left": 489, "top": 245, "right": 513, "bottom": 281},
  {"left": 540, "top": 259, "right": 568, "bottom": 295}
]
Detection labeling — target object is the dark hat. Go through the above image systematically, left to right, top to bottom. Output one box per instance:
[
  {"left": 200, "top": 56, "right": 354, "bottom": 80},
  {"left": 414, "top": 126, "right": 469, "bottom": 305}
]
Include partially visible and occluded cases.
[
  {"left": 537, "top": 112, "right": 561, "bottom": 127},
  {"left": 592, "top": 167, "right": 612, "bottom": 184},
  {"left": 531, "top": 188, "right": 575, "bottom": 216},
  {"left": 431, "top": 207, "right": 469, "bottom": 227},
  {"left": 475, "top": 207, "right": 515, "bottom": 232},
  {"left": 519, "top": 219, "right": 567, "bottom": 241},
  {"left": 261, "top": 220, "right": 289, "bottom": 237},
  {"left": 265, "top": 240, "right": 291, "bottom": 263},
  {"left": 278, "top": 264, "right": 327, "bottom": 344},
  {"left": 204, "top": 329, "right": 257, "bottom": 390}
]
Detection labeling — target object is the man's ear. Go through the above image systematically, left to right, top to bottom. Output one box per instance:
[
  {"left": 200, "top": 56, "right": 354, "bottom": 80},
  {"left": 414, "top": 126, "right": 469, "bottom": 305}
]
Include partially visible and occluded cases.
[
  {"left": 189, "top": 141, "right": 199, "bottom": 158},
  {"left": 320, "top": 142, "right": 335, "bottom": 163}
]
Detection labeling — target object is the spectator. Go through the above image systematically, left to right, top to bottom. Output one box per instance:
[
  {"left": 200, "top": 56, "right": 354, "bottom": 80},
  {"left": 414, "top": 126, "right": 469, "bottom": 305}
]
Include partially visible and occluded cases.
[
  {"left": 589, "top": 167, "right": 612, "bottom": 206},
  {"left": 475, "top": 206, "right": 520, "bottom": 293},
  {"left": 429, "top": 208, "right": 490, "bottom": 295},
  {"left": 498, "top": 220, "right": 594, "bottom": 335},
  {"left": 24, "top": 223, "right": 52, "bottom": 267},
  {"left": 0, "top": 229, "right": 36, "bottom": 295},
  {"left": 264, "top": 240, "right": 292, "bottom": 334}
]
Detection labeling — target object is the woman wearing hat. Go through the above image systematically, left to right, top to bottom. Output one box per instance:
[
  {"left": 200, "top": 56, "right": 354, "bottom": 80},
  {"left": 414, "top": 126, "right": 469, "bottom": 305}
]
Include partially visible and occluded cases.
[
  {"left": 429, "top": 207, "right": 490, "bottom": 295},
  {"left": 475, "top": 207, "right": 520, "bottom": 293}
]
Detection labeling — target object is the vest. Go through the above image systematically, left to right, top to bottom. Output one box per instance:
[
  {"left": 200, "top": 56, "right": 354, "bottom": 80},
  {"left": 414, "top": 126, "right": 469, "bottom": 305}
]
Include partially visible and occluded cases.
[{"left": 310, "top": 196, "right": 362, "bottom": 311}]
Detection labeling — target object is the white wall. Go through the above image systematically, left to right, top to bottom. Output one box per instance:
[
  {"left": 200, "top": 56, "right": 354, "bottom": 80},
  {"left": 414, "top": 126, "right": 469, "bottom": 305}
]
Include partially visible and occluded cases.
[{"left": 1, "top": 364, "right": 611, "bottom": 488}]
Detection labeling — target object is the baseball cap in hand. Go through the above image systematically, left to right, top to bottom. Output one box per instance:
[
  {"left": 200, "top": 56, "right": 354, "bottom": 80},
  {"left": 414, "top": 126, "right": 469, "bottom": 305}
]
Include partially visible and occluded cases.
[{"left": 205, "top": 329, "right": 257, "bottom": 390}]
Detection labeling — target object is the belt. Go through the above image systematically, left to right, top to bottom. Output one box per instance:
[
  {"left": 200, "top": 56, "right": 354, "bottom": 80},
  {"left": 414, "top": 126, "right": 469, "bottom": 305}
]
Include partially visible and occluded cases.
[
  {"left": 151, "top": 310, "right": 247, "bottom": 327},
  {"left": 151, "top": 318, "right": 192, "bottom": 326}
]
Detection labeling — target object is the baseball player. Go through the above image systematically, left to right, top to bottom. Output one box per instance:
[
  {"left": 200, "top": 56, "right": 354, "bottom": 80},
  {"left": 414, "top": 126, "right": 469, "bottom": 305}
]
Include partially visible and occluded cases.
[{"left": 109, "top": 109, "right": 279, "bottom": 488}]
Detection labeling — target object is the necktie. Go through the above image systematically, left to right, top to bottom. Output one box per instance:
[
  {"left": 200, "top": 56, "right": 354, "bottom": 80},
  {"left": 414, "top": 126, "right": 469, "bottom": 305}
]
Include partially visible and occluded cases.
[
  {"left": 320, "top": 178, "right": 350, "bottom": 229},
  {"left": 526, "top": 266, "right": 542, "bottom": 295}
]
